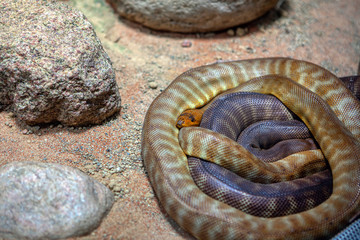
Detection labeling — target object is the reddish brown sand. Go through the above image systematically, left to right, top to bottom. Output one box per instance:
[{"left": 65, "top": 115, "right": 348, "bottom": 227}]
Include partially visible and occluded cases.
[{"left": 0, "top": 0, "right": 359, "bottom": 239}]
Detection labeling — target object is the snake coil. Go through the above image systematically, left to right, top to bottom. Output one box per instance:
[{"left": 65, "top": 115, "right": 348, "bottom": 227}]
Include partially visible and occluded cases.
[{"left": 141, "top": 58, "right": 360, "bottom": 239}]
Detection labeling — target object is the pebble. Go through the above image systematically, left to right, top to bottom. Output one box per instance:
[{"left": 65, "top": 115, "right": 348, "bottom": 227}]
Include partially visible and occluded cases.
[
  {"left": 236, "top": 27, "right": 248, "bottom": 37},
  {"left": 227, "top": 29, "right": 235, "bottom": 36},
  {"left": 181, "top": 40, "right": 192, "bottom": 48},
  {"left": 246, "top": 47, "right": 255, "bottom": 54},
  {"left": 148, "top": 82, "right": 158, "bottom": 89}
]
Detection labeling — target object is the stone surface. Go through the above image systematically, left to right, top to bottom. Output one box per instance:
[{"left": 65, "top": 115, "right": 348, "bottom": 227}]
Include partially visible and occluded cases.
[
  {"left": 0, "top": 0, "right": 121, "bottom": 126},
  {"left": 106, "top": 0, "right": 279, "bottom": 32},
  {"left": 0, "top": 161, "right": 114, "bottom": 240}
]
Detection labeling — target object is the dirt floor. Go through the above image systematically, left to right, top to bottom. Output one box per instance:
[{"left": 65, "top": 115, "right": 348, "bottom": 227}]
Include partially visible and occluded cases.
[{"left": 1, "top": 0, "right": 360, "bottom": 239}]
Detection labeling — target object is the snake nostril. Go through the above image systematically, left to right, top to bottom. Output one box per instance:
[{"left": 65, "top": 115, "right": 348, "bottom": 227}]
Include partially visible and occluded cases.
[{"left": 176, "top": 120, "right": 184, "bottom": 128}]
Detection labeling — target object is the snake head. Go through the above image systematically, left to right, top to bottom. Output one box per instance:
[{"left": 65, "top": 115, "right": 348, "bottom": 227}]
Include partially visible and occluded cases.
[{"left": 176, "top": 109, "right": 203, "bottom": 128}]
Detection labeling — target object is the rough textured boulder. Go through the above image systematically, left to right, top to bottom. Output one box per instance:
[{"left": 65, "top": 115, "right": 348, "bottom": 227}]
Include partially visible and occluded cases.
[
  {"left": 0, "top": 0, "right": 121, "bottom": 126},
  {"left": 106, "top": 0, "right": 279, "bottom": 32},
  {"left": 0, "top": 161, "right": 114, "bottom": 240}
]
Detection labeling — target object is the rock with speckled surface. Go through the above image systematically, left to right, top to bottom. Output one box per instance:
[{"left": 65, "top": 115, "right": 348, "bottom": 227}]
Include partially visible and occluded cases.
[
  {"left": 0, "top": 0, "right": 121, "bottom": 126},
  {"left": 106, "top": 0, "right": 279, "bottom": 32},
  {"left": 0, "top": 161, "right": 114, "bottom": 240}
]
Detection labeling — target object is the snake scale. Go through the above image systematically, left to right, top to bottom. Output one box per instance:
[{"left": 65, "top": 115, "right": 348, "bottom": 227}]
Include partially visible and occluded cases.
[{"left": 141, "top": 58, "right": 360, "bottom": 239}]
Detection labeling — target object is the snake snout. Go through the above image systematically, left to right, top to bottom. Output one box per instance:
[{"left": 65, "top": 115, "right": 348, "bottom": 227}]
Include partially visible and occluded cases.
[{"left": 176, "top": 109, "right": 203, "bottom": 128}]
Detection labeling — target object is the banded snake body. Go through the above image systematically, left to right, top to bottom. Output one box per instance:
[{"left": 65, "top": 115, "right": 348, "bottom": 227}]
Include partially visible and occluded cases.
[
  {"left": 141, "top": 58, "right": 360, "bottom": 239},
  {"left": 183, "top": 91, "right": 333, "bottom": 218}
]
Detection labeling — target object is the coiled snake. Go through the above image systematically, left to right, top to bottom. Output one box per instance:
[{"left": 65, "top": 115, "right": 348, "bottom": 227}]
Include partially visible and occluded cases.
[
  {"left": 141, "top": 58, "right": 360, "bottom": 239},
  {"left": 182, "top": 91, "right": 333, "bottom": 218}
]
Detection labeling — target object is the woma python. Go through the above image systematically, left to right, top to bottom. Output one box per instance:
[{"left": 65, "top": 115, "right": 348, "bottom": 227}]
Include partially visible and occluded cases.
[
  {"left": 141, "top": 58, "right": 360, "bottom": 239},
  {"left": 182, "top": 91, "right": 333, "bottom": 218}
]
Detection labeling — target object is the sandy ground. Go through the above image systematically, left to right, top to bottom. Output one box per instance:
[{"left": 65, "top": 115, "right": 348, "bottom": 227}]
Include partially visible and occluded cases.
[{"left": 0, "top": 0, "right": 359, "bottom": 239}]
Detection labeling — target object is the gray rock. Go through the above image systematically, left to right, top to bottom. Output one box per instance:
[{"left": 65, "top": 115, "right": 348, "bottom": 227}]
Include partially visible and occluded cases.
[
  {"left": 0, "top": 0, "right": 121, "bottom": 126},
  {"left": 106, "top": 0, "right": 279, "bottom": 32},
  {"left": 0, "top": 161, "right": 114, "bottom": 240}
]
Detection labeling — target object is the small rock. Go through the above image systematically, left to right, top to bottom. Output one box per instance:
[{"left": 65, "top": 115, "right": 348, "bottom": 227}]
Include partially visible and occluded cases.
[
  {"left": 280, "top": 9, "right": 289, "bottom": 17},
  {"left": 236, "top": 27, "right": 248, "bottom": 37},
  {"left": 227, "top": 29, "right": 235, "bottom": 36},
  {"left": 181, "top": 40, "right": 192, "bottom": 48},
  {"left": 246, "top": 47, "right": 255, "bottom": 54},
  {"left": 148, "top": 82, "right": 158, "bottom": 89},
  {"left": 7, "top": 112, "right": 15, "bottom": 118},
  {"left": 0, "top": 161, "right": 114, "bottom": 240},
  {"left": 109, "top": 179, "right": 117, "bottom": 189},
  {"left": 113, "top": 185, "right": 123, "bottom": 192}
]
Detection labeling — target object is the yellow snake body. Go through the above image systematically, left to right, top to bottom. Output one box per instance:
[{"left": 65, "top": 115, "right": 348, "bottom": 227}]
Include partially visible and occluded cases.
[{"left": 141, "top": 58, "right": 360, "bottom": 239}]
